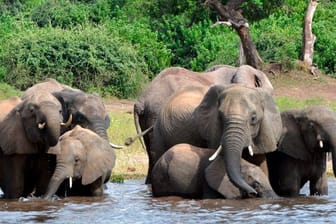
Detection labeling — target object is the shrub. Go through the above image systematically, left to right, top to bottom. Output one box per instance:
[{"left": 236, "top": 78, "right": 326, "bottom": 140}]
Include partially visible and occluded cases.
[
  {"left": 108, "top": 17, "right": 172, "bottom": 79},
  {"left": 0, "top": 26, "right": 149, "bottom": 98}
]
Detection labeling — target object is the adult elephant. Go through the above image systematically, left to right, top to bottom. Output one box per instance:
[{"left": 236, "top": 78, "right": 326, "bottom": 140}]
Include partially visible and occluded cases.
[
  {"left": 132, "top": 65, "right": 273, "bottom": 183},
  {"left": 21, "top": 78, "right": 74, "bottom": 100},
  {"left": 22, "top": 78, "right": 116, "bottom": 144},
  {"left": 151, "top": 84, "right": 282, "bottom": 196},
  {"left": 0, "top": 91, "right": 67, "bottom": 198},
  {"left": 267, "top": 106, "right": 336, "bottom": 197},
  {"left": 44, "top": 125, "right": 116, "bottom": 199},
  {"left": 152, "top": 143, "right": 277, "bottom": 199}
]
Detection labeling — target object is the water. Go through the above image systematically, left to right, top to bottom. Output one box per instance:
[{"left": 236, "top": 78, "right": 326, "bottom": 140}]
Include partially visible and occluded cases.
[{"left": 1, "top": 179, "right": 336, "bottom": 223}]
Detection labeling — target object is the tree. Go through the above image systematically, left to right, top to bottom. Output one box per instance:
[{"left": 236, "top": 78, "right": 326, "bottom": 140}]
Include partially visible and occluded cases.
[
  {"left": 206, "top": 0, "right": 263, "bottom": 69},
  {"left": 301, "top": 0, "right": 318, "bottom": 75}
]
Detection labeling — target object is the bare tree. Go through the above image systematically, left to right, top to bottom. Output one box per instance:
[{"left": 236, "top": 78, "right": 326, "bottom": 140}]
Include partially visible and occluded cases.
[
  {"left": 206, "top": 0, "right": 262, "bottom": 69},
  {"left": 301, "top": 0, "right": 318, "bottom": 76}
]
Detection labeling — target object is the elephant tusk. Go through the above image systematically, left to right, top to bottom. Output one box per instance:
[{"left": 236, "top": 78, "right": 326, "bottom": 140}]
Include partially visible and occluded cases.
[
  {"left": 61, "top": 114, "right": 72, "bottom": 127},
  {"left": 38, "top": 122, "right": 46, "bottom": 129},
  {"left": 319, "top": 140, "right": 324, "bottom": 149},
  {"left": 110, "top": 142, "right": 124, "bottom": 149},
  {"left": 209, "top": 145, "right": 222, "bottom": 161},
  {"left": 248, "top": 145, "right": 254, "bottom": 156},
  {"left": 69, "top": 176, "right": 72, "bottom": 189}
]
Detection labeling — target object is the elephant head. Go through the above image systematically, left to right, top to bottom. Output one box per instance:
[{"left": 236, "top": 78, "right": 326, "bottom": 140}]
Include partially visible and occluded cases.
[
  {"left": 231, "top": 65, "right": 273, "bottom": 94},
  {"left": 194, "top": 84, "right": 282, "bottom": 195},
  {"left": 53, "top": 89, "right": 110, "bottom": 140},
  {"left": 0, "top": 91, "right": 65, "bottom": 154},
  {"left": 279, "top": 106, "right": 336, "bottom": 176},
  {"left": 44, "top": 125, "right": 116, "bottom": 199},
  {"left": 205, "top": 157, "right": 277, "bottom": 199}
]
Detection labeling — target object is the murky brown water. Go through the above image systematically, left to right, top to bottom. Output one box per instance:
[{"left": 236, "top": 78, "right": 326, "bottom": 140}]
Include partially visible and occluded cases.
[{"left": 1, "top": 178, "right": 336, "bottom": 223}]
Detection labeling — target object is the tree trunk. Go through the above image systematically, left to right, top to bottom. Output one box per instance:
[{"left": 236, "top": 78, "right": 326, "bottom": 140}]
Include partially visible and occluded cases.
[
  {"left": 206, "top": 0, "right": 262, "bottom": 69},
  {"left": 301, "top": 0, "right": 318, "bottom": 66}
]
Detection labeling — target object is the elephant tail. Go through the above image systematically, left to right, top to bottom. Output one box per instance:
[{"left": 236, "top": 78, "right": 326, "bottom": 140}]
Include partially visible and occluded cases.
[{"left": 124, "top": 104, "right": 152, "bottom": 148}]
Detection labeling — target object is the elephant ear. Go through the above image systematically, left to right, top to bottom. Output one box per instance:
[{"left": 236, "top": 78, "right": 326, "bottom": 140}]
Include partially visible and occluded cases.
[
  {"left": 194, "top": 85, "right": 226, "bottom": 147},
  {"left": 253, "top": 89, "right": 282, "bottom": 154},
  {"left": 0, "top": 101, "right": 37, "bottom": 154},
  {"left": 278, "top": 110, "right": 310, "bottom": 161},
  {"left": 81, "top": 132, "right": 116, "bottom": 185},
  {"left": 204, "top": 157, "right": 240, "bottom": 199}
]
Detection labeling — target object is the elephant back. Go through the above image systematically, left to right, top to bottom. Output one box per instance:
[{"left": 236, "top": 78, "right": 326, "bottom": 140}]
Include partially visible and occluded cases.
[{"left": 157, "top": 85, "right": 209, "bottom": 147}]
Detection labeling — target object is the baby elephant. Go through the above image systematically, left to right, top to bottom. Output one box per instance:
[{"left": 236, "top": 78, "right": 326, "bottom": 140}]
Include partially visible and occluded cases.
[
  {"left": 44, "top": 125, "right": 116, "bottom": 199},
  {"left": 151, "top": 143, "right": 277, "bottom": 199}
]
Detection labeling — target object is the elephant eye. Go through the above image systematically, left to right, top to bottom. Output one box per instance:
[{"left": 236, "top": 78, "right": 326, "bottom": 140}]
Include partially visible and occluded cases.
[
  {"left": 250, "top": 113, "right": 258, "bottom": 125},
  {"left": 309, "top": 122, "right": 314, "bottom": 129},
  {"left": 74, "top": 156, "right": 80, "bottom": 164}
]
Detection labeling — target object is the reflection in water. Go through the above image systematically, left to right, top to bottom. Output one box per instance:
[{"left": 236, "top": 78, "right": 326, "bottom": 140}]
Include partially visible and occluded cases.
[{"left": 0, "top": 179, "right": 336, "bottom": 223}]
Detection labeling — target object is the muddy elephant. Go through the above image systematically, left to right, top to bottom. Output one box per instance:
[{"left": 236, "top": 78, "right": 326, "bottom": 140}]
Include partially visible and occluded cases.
[
  {"left": 132, "top": 65, "right": 273, "bottom": 183},
  {"left": 150, "top": 84, "right": 282, "bottom": 196},
  {"left": 0, "top": 91, "right": 69, "bottom": 198},
  {"left": 0, "top": 96, "right": 21, "bottom": 122},
  {"left": 267, "top": 106, "right": 336, "bottom": 197},
  {"left": 43, "top": 125, "right": 116, "bottom": 199},
  {"left": 152, "top": 143, "right": 277, "bottom": 199}
]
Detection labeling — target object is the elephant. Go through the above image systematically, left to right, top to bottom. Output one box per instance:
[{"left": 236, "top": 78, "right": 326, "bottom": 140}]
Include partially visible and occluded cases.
[
  {"left": 132, "top": 65, "right": 273, "bottom": 183},
  {"left": 21, "top": 78, "right": 75, "bottom": 100},
  {"left": 22, "top": 78, "right": 113, "bottom": 142},
  {"left": 149, "top": 84, "right": 282, "bottom": 196},
  {"left": 0, "top": 91, "right": 69, "bottom": 198},
  {"left": 0, "top": 96, "right": 21, "bottom": 122},
  {"left": 266, "top": 105, "right": 336, "bottom": 197},
  {"left": 43, "top": 125, "right": 116, "bottom": 199},
  {"left": 152, "top": 143, "right": 277, "bottom": 199}
]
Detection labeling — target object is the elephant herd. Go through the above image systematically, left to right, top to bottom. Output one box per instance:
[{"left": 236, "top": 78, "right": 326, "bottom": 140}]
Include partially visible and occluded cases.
[
  {"left": 1, "top": 64, "right": 335, "bottom": 202},
  {"left": 129, "top": 64, "right": 336, "bottom": 199},
  {"left": 0, "top": 78, "right": 119, "bottom": 199}
]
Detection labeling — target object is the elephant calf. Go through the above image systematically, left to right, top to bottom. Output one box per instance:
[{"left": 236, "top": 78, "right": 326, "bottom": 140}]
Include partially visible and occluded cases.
[
  {"left": 267, "top": 106, "right": 336, "bottom": 197},
  {"left": 44, "top": 125, "right": 116, "bottom": 199},
  {"left": 151, "top": 143, "right": 277, "bottom": 199}
]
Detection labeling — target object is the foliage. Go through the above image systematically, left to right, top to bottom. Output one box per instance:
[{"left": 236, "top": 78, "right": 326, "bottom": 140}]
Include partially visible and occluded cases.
[
  {"left": 0, "top": 0, "right": 335, "bottom": 98},
  {"left": 107, "top": 17, "right": 172, "bottom": 79},
  {"left": 0, "top": 26, "right": 148, "bottom": 98}
]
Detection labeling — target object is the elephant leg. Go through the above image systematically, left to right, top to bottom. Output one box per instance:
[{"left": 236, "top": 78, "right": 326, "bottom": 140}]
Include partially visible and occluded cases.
[
  {"left": 35, "top": 154, "right": 56, "bottom": 196},
  {"left": 2, "top": 155, "right": 28, "bottom": 198},
  {"left": 310, "top": 172, "right": 328, "bottom": 195},
  {"left": 90, "top": 178, "right": 104, "bottom": 196}
]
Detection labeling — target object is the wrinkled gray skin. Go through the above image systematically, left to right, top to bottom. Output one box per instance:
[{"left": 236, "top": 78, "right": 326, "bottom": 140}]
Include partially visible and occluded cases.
[
  {"left": 133, "top": 65, "right": 273, "bottom": 184},
  {"left": 152, "top": 84, "right": 282, "bottom": 196},
  {"left": 0, "top": 91, "right": 64, "bottom": 198},
  {"left": 267, "top": 106, "right": 336, "bottom": 197},
  {"left": 44, "top": 125, "right": 116, "bottom": 199},
  {"left": 152, "top": 144, "right": 277, "bottom": 199}
]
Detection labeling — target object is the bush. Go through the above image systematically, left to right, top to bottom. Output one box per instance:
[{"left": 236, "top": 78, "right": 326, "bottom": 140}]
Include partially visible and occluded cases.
[
  {"left": 108, "top": 17, "right": 172, "bottom": 79},
  {"left": 0, "top": 26, "right": 149, "bottom": 98}
]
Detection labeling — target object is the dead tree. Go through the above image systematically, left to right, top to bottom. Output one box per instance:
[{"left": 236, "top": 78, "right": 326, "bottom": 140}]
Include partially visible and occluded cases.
[
  {"left": 206, "top": 0, "right": 263, "bottom": 69},
  {"left": 301, "top": 0, "right": 318, "bottom": 77}
]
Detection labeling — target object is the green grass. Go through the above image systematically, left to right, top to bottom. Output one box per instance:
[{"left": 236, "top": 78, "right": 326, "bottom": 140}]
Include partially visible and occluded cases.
[
  {"left": 0, "top": 82, "right": 21, "bottom": 99},
  {"left": 276, "top": 96, "right": 336, "bottom": 111},
  {"left": 107, "top": 111, "right": 148, "bottom": 181}
]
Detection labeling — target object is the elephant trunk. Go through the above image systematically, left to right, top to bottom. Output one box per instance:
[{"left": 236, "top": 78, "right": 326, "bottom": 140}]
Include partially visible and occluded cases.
[
  {"left": 91, "top": 117, "right": 109, "bottom": 141},
  {"left": 221, "top": 118, "right": 257, "bottom": 196},
  {"left": 326, "top": 126, "right": 336, "bottom": 177},
  {"left": 44, "top": 161, "right": 71, "bottom": 199}
]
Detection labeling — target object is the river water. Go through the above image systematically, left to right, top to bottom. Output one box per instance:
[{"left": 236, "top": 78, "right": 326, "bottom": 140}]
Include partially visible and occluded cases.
[{"left": 1, "top": 178, "right": 336, "bottom": 223}]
